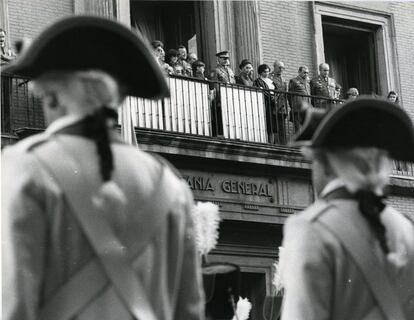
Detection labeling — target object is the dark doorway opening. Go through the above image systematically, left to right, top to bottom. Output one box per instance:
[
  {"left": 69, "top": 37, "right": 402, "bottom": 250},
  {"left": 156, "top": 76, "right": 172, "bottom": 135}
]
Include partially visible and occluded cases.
[
  {"left": 130, "top": 1, "right": 198, "bottom": 56},
  {"left": 322, "top": 16, "right": 379, "bottom": 97},
  {"left": 240, "top": 272, "right": 267, "bottom": 320}
]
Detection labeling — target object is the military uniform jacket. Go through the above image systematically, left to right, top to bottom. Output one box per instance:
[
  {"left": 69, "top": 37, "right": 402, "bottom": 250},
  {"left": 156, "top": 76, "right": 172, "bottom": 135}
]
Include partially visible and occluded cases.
[
  {"left": 210, "top": 65, "right": 236, "bottom": 84},
  {"left": 310, "top": 75, "right": 340, "bottom": 99},
  {"left": 288, "top": 76, "right": 311, "bottom": 111},
  {"left": 2, "top": 117, "right": 205, "bottom": 320},
  {"left": 281, "top": 194, "right": 414, "bottom": 320}
]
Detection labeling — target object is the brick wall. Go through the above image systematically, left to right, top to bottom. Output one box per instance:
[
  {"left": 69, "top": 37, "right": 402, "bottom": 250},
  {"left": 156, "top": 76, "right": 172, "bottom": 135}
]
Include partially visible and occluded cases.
[
  {"left": 7, "top": 0, "right": 73, "bottom": 48},
  {"left": 259, "top": 1, "right": 316, "bottom": 81},
  {"left": 259, "top": 1, "right": 414, "bottom": 120},
  {"left": 346, "top": 2, "right": 414, "bottom": 119},
  {"left": 388, "top": 194, "right": 414, "bottom": 219}
]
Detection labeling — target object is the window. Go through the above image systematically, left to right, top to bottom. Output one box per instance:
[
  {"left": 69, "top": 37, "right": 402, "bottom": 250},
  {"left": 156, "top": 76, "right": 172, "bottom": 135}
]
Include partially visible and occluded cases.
[
  {"left": 130, "top": 1, "right": 199, "bottom": 58},
  {"left": 313, "top": 3, "right": 400, "bottom": 97},
  {"left": 322, "top": 16, "right": 379, "bottom": 96}
]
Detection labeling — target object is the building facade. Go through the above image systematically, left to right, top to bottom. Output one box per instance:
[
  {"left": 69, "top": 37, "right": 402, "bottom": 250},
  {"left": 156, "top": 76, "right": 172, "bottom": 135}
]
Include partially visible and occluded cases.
[{"left": 2, "top": 1, "right": 414, "bottom": 318}]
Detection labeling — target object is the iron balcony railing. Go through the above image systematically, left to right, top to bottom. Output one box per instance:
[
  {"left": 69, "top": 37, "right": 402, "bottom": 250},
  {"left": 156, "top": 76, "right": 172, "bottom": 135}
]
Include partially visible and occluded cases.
[{"left": 2, "top": 73, "right": 413, "bottom": 177}]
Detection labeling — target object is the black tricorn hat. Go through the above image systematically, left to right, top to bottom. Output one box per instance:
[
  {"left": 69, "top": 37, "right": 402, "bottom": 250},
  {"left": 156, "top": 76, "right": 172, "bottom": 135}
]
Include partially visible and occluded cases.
[
  {"left": 3, "top": 16, "right": 169, "bottom": 99},
  {"left": 292, "top": 97, "right": 414, "bottom": 161},
  {"left": 291, "top": 104, "right": 325, "bottom": 145},
  {"left": 203, "top": 262, "right": 240, "bottom": 319}
]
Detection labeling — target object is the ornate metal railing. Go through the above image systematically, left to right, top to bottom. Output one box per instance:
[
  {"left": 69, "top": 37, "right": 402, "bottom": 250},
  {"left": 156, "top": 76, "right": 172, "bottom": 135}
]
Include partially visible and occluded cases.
[{"left": 2, "top": 73, "right": 413, "bottom": 176}]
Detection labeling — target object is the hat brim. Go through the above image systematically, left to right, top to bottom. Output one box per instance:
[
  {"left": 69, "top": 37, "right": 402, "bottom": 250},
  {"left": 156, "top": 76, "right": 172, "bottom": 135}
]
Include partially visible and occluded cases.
[
  {"left": 3, "top": 16, "right": 169, "bottom": 99},
  {"left": 312, "top": 97, "right": 414, "bottom": 161},
  {"left": 290, "top": 107, "right": 327, "bottom": 147}
]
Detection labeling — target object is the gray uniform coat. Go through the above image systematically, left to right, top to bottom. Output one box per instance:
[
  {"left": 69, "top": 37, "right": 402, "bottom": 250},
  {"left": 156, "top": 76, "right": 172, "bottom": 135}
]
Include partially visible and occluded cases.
[
  {"left": 2, "top": 119, "right": 205, "bottom": 320},
  {"left": 281, "top": 195, "right": 414, "bottom": 320}
]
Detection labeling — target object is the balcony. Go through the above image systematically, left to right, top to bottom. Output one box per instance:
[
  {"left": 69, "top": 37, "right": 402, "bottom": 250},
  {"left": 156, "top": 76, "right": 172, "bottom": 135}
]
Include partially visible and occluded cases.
[{"left": 1, "top": 73, "right": 413, "bottom": 178}]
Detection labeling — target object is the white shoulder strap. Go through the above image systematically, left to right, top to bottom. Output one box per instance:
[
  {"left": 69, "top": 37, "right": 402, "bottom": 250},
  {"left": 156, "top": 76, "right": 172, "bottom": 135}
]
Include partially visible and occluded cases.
[
  {"left": 33, "top": 141, "right": 172, "bottom": 320},
  {"left": 318, "top": 205, "right": 406, "bottom": 320}
]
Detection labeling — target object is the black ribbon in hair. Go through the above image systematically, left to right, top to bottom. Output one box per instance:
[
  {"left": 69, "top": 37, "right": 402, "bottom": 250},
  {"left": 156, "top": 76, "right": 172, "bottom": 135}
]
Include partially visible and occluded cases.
[
  {"left": 83, "top": 106, "right": 118, "bottom": 182},
  {"left": 354, "top": 190, "right": 389, "bottom": 253}
]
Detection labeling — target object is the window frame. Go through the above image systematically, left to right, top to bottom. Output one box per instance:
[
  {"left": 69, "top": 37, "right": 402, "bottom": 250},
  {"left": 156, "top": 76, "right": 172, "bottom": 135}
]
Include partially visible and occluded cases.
[{"left": 312, "top": 1, "right": 401, "bottom": 96}]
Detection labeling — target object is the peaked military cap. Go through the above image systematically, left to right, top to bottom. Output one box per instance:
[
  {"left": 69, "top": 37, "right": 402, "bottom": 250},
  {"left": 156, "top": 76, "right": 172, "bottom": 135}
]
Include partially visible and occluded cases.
[
  {"left": 3, "top": 16, "right": 169, "bottom": 99},
  {"left": 216, "top": 50, "right": 230, "bottom": 58},
  {"left": 292, "top": 97, "right": 414, "bottom": 161}
]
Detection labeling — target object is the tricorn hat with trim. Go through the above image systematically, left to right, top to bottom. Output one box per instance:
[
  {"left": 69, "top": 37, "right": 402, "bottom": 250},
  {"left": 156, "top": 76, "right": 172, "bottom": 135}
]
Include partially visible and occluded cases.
[
  {"left": 3, "top": 16, "right": 169, "bottom": 99},
  {"left": 292, "top": 97, "right": 414, "bottom": 161}
]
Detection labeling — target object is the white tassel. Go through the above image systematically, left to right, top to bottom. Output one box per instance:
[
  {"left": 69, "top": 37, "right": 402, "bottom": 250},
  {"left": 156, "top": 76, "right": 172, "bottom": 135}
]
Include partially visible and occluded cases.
[
  {"left": 191, "top": 202, "right": 221, "bottom": 256},
  {"left": 380, "top": 207, "right": 414, "bottom": 268},
  {"left": 272, "top": 246, "right": 285, "bottom": 296},
  {"left": 233, "top": 297, "right": 252, "bottom": 320}
]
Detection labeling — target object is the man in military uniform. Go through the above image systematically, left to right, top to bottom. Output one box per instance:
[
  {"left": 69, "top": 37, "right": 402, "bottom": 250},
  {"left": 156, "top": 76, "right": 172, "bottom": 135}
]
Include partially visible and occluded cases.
[
  {"left": 2, "top": 16, "right": 204, "bottom": 320},
  {"left": 177, "top": 45, "right": 192, "bottom": 77},
  {"left": 209, "top": 51, "right": 236, "bottom": 136},
  {"left": 210, "top": 51, "right": 236, "bottom": 84},
  {"left": 270, "top": 60, "right": 289, "bottom": 144},
  {"left": 310, "top": 63, "right": 341, "bottom": 109},
  {"left": 288, "top": 66, "right": 311, "bottom": 132},
  {"left": 281, "top": 98, "right": 414, "bottom": 320}
]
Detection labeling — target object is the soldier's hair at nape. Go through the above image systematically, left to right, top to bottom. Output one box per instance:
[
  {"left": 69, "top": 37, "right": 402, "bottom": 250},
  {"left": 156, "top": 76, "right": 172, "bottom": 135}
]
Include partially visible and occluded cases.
[
  {"left": 33, "top": 70, "right": 125, "bottom": 110},
  {"left": 34, "top": 70, "right": 125, "bottom": 182},
  {"left": 303, "top": 146, "right": 391, "bottom": 195},
  {"left": 305, "top": 146, "right": 392, "bottom": 253}
]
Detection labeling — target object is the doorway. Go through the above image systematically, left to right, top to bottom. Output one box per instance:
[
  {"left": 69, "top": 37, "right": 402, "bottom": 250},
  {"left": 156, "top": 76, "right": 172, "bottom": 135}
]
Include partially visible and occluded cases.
[{"left": 322, "top": 16, "right": 379, "bottom": 97}]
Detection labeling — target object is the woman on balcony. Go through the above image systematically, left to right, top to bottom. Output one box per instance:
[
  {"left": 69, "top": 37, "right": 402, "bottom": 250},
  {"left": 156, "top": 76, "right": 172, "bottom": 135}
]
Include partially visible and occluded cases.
[{"left": 253, "top": 64, "right": 279, "bottom": 144}]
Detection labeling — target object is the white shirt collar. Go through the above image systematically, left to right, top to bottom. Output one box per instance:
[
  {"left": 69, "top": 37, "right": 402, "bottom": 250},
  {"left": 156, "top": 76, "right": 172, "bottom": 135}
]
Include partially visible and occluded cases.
[
  {"left": 45, "top": 114, "right": 86, "bottom": 135},
  {"left": 319, "top": 178, "right": 347, "bottom": 199}
]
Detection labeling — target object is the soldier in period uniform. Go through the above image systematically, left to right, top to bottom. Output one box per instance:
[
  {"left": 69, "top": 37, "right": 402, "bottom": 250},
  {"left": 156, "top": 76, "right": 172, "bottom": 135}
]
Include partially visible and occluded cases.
[
  {"left": 2, "top": 16, "right": 204, "bottom": 320},
  {"left": 210, "top": 51, "right": 236, "bottom": 84},
  {"left": 310, "top": 62, "right": 341, "bottom": 110},
  {"left": 288, "top": 66, "right": 311, "bottom": 132},
  {"left": 280, "top": 98, "right": 414, "bottom": 320}
]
